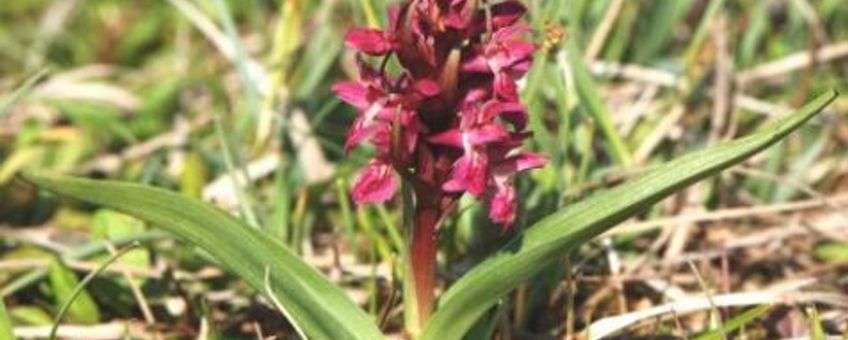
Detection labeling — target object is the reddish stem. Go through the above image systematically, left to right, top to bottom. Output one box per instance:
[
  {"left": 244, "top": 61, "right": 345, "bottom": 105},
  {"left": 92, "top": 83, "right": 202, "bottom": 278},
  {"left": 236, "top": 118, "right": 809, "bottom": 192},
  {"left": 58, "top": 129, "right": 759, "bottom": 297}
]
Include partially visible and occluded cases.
[{"left": 410, "top": 195, "right": 439, "bottom": 326}]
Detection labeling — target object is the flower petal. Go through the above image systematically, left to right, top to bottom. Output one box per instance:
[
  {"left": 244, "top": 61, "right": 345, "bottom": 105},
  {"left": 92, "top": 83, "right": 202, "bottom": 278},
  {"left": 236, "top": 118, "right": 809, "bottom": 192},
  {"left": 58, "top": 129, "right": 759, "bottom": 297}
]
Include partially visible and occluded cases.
[
  {"left": 446, "top": 0, "right": 483, "bottom": 30},
  {"left": 467, "top": 1, "right": 527, "bottom": 36},
  {"left": 490, "top": 1, "right": 527, "bottom": 30},
  {"left": 492, "top": 23, "right": 532, "bottom": 42},
  {"left": 345, "top": 28, "right": 394, "bottom": 56},
  {"left": 500, "top": 41, "right": 536, "bottom": 68},
  {"left": 460, "top": 52, "right": 491, "bottom": 73},
  {"left": 494, "top": 72, "right": 519, "bottom": 101},
  {"left": 414, "top": 79, "right": 442, "bottom": 97},
  {"left": 332, "top": 82, "right": 370, "bottom": 110},
  {"left": 482, "top": 101, "right": 528, "bottom": 129},
  {"left": 345, "top": 118, "right": 393, "bottom": 154},
  {"left": 429, "top": 124, "right": 507, "bottom": 148},
  {"left": 467, "top": 124, "right": 509, "bottom": 145},
  {"left": 428, "top": 128, "right": 463, "bottom": 147},
  {"left": 492, "top": 152, "right": 547, "bottom": 175},
  {"left": 513, "top": 152, "right": 547, "bottom": 171},
  {"left": 443, "top": 153, "right": 488, "bottom": 196},
  {"left": 352, "top": 161, "right": 399, "bottom": 204},
  {"left": 488, "top": 183, "right": 516, "bottom": 225}
]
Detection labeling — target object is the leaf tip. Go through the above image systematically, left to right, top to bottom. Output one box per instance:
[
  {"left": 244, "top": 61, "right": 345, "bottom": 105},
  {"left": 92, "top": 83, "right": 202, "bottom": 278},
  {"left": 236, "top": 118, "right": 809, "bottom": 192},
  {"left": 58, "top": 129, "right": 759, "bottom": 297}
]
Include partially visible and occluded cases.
[
  {"left": 18, "top": 170, "right": 62, "bottom": 193},
  {"left": 18, "top": 170, "right": 44, "bottom": 185}
]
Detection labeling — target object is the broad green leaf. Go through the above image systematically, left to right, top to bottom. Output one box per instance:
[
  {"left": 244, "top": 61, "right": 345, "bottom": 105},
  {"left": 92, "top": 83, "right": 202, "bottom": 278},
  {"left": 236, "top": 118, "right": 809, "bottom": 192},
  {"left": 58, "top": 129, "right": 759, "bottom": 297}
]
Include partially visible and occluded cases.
[
  {"left": 421, "top": 90, "right": 837, "bottom": 340},
  {"left": 21, "top": 173, "right": 384, "bottom": 340},
  {"left": 47, "top": 260, "right": 100, "bottom": 324}
]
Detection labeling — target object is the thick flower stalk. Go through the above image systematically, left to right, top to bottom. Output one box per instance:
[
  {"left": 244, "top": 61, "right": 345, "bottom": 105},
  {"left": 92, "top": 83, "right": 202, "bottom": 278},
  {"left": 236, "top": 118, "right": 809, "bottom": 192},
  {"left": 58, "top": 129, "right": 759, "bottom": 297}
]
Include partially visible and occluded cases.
[{"left": 333, "top": 0, "right": 545, "bottom": 330}]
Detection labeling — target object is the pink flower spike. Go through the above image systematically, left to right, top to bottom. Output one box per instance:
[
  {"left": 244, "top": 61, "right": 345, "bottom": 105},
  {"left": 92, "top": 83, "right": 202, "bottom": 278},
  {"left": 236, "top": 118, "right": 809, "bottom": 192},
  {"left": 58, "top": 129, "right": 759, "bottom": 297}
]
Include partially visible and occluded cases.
[
  {"left": 333, "top": 0, "right": 544, "bottom": 323},
  {"left": 335, "top": 0, "right": 542, "bottom": 227},
  {"left": 345, "top": 28, "right": 394, "bottom": 56},
  {"left": 352, "top": 161, "right": 399, "bottom": 204}
]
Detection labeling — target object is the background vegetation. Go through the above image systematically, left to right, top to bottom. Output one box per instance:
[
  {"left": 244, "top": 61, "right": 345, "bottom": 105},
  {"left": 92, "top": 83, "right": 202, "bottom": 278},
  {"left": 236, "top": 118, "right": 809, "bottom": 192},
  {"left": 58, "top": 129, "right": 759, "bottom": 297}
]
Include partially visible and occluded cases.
[{"left": 1, "top": 0, "right": 847, "bottom": 338}]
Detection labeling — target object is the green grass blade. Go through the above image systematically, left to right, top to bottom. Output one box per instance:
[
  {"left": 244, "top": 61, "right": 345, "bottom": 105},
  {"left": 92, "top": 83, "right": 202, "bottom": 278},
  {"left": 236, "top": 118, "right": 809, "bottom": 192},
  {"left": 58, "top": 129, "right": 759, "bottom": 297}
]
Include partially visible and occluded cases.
[
  {"left": 632, "top": 0, "right": 692, "bottom": 64},
  {"left": 684, "top": 0, "right": 727, "bottom": 65},
  {"left": 566, "top": 41, "right": 633, "bottom": 166},
  {"left": 0, "top": 67, "right": 48, "bottom": 118},
  {"left": 420, "top": 90, "right": 837, "bottom": 340},
  {"left": 20, "top": 173, "right": 384, "bottom": 340},
  {"left": 1, "top": 232, "right": 165, "bottom": 298},
  {"left": 49, "top": 243, "right": 139, "bottom": 340},
  {"left": 47, "top": 261, "right": 100, "bottom": 325},
  {"left": 0, "top": 298, "right": 13, "bottom": 340},
  {"left": 694, "top": 304, "right": 773, "bottom": 340},
  {"left": 807, "top": 305, "right": 826, "bottom": 340}
]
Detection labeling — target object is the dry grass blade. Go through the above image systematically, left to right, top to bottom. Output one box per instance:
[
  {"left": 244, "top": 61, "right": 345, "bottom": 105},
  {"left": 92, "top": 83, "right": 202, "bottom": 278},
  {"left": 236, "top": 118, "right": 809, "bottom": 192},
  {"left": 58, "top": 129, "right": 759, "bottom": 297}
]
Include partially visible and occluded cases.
[
  {"left": 737, "top": 42, "right": 848, "bottom": 86},
  {"left": 586, "top": 288, "right": 848, "bottom": 339}
]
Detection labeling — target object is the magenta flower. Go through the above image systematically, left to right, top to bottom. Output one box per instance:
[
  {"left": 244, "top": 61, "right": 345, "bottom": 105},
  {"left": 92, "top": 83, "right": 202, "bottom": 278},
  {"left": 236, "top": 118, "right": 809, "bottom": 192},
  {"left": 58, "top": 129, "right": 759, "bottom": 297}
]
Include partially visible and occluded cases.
[{"left": 334, "top": 0, "right": 545, "bottom": 227}]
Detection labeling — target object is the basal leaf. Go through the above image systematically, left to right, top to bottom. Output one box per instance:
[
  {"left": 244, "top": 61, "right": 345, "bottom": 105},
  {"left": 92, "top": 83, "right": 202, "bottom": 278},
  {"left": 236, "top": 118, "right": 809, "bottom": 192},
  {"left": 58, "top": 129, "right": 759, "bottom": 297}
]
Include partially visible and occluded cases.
[
  {"left": 421, "top": 90, "right": 837, "bottom": 340},
  {"left": 21, "top": 172, "right": 384, "bottom": 340}
]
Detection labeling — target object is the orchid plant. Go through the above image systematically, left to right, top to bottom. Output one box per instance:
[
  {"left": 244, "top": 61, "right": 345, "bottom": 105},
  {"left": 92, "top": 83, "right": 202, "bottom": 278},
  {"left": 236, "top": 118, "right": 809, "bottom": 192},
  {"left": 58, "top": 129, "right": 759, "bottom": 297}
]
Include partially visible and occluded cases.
[
  {"left": 20, "top": 0, "right": 838, "bottom": 339},
  {"left": 333, "top": 0, "right": 544, "bottom": 331}
]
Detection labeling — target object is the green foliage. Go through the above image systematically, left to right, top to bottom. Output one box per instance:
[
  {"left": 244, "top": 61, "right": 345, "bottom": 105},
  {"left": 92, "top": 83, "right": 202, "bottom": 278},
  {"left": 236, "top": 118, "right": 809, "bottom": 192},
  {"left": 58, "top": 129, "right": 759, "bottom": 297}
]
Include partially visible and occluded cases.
[{"left": 21, "top": 172, "right": 384, "bottom": 340}]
